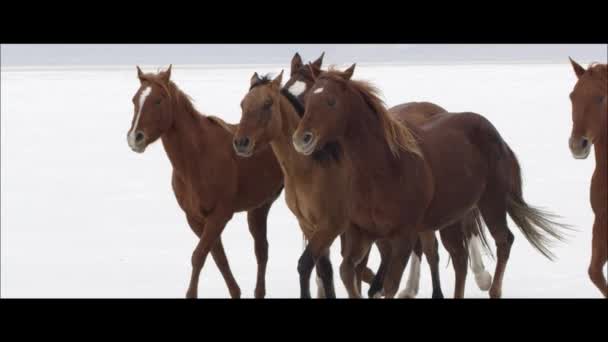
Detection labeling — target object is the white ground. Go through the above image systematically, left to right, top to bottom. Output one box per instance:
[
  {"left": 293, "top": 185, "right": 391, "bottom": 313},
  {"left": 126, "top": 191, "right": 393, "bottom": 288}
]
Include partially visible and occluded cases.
[{"left": 1, "top": 63, "right": 604, "bottom": 298}]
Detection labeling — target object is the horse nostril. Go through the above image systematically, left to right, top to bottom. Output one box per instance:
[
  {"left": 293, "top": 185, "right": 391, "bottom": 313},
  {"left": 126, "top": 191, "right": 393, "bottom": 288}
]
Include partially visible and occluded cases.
[
  {"left": 135, "top": 132, "right": 145, "bottom": 143},
  {"left": 303, "top": 132, "right": 313, "bottom": 144},
  {"left": 235, "top": 137, "right": 250, "bottom": 149},
  {"left": 581, "top": 139, "right": 588, "bottom": 149}
]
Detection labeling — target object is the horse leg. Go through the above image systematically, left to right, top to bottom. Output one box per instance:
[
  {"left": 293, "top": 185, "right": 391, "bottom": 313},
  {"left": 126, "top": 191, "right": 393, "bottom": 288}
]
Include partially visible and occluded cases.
[
  {"left": 478, "top": 195, "right": 514, "bottom": 299},
  {"left": 247, "top": 201, "right": 272, "bottom": 299},
  {"left": 186, "top": 212, "right": 233, "bottom": 299},
  {"left": 589, "top": 214, "right": 607, "bottom": 297},
  {"left": 187, "top": 216, "right": 240, "bottom": 298},
  {"left": 440, "top": 223, "right": 468, "bottom": 298},
  {"left": 298, "top": 224, "right": 345, "bottom": 299},
  {"left": 339, "top": 226, "right": 372, "bottom": 298},
  {"left": 468, "top": 229, "right": 493, "bottom": 292},
  {"left": 422, "top": 231, "right": 444, "bottom": 298},
  {"left": 382, "top": 232, "right": 416, "bottom": 299},
  {"left": 397, "top": 236, "right": 422, "bottom": 298},
  {"left": 368, "top": 240, "right": 391, "bottom": 298},
  {"left": 356, "top": 247, "right": 373, "bottom": 294},
  {"left": 315, "top": 249, "right": 336, "bottom": 298}
]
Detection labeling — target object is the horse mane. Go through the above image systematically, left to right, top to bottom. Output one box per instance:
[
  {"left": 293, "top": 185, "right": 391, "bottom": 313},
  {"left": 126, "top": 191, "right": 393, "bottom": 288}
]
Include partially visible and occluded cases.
[
  {"left": 322, "top": 69, "right": 422, "bottom": 158},
  {"left": 139, "top": 73, "right": 198, "bottom": 116},
  {"left": 251, "top": 74, "right": 305, "bottom": 116},
  {"left": 207, "top": 116, "right": 238, "bottom": 135}
]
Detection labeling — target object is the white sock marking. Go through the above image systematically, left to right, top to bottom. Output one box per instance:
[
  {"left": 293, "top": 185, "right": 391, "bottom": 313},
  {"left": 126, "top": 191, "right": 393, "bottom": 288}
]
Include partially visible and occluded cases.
[
  {"left": 313, "top": 87, "right": 324, "bottom": 94},
  {"left": 469, "top": 235, "right": 492, "bottom": 291},
  {"left": 398, "top": 253, "right": 421, "bottom": 298}
]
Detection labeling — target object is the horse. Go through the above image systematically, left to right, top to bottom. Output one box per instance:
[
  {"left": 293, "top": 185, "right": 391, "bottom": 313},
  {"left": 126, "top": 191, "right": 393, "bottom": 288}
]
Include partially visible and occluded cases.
[
  {"left": 286, "top": 54, "right": 493, "bottom": 298},
  {"left": 567, "top": 58, "right": 607, "bottom": 297},
  {"left": 126, "top": 65, "right": 284, "bottom": 298},
  {"left": 292, "top": 65, "right": 569, "bottom": 298}
]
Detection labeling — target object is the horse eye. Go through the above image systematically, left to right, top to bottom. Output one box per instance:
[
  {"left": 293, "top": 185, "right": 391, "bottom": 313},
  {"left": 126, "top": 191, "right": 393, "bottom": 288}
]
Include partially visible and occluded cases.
[
  {"left": 596, "top": 95, "right": 605, "bottom": 104},
  {"left": 327, "top": 98, "right": 336, "bottom": 107},
  {"left": 155, "top": 99, "right": 162, "bottom": 105},
  {"left": 263, "top": 99, "right": 273, "bottom": 109}
]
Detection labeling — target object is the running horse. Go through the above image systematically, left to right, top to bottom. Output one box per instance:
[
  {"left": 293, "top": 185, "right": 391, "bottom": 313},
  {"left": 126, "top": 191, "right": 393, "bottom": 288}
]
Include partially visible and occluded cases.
[
  {"left": 284, "top": 53, "right": 493, "bottom": 298},
  {"left": 567, "top": 58, "right": 607, "bottom": 297},
  {"left": 293, "top": 65, "right": 569, "bottom": 298},
  {"left": 126, "top": 66, "right": 284, "bottom": 298}
]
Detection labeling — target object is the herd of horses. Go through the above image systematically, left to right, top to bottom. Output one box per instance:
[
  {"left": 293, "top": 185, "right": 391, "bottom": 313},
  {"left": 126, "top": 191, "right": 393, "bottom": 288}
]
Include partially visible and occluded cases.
[{"left": 126, "top": 53, "right": 607, "bottom": 298}]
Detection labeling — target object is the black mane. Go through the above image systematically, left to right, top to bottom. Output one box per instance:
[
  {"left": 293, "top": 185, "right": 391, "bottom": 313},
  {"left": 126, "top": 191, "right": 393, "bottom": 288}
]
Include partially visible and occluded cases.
[{"left": 250, "top": 73, "right": 341, "bottom": 166}]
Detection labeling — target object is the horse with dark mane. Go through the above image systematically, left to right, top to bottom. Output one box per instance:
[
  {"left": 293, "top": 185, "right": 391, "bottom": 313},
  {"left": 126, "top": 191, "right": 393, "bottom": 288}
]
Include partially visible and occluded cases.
[
  {"left": 285, "top": 54, "right": 493, "bottom": 298},
  {"left": 567, "top": 58, "right": 607, "bottom": 297},
  {"left": 293, "top": 65, "right": 569, "bottom": 298},
  {"left": 126, "top": 66, "right": 283, "bottom": 298}
]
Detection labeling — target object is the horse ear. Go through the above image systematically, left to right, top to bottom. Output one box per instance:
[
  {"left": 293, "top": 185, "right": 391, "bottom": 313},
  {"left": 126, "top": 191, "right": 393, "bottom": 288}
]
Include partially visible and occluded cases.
[
  {"left": 312, "top": 52, "right": 325, "bottom": 69},
  {"left": 291, "top": 53, "right": 303, "bottom": 76},
  {"left": 569, "top": 57, "right": 585, "bottom": 79},
  {"left": 307, "top": 63, "right": 320, "bottom": 80},
  {"left": 342, "top": 63, "right": 356, "bottom": 80},
  {"left": 161, "top": 64, "right": 172, "bottom": 83},
  {"left": 136, "top": 66, "right": 144, "bottom": 83},
  {"left": 272, "top": 70, "right": 284, "bottom": 87},
  {"left": 250, "top": 72, "right": 261, "bottom": 87}
]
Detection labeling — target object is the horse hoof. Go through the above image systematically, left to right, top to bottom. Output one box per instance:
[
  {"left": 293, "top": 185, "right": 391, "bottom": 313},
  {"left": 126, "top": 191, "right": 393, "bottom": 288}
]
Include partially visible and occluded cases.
[
  {"left": 475, "top": 271, "right": 493, "bottom": 291},
  {"left": 254, "top": 287, "right": 265, "bottom": 299},
  {"left": 489, "top": 287, "right": 502, "bottom": 298},
  {"left": 229, "top": 288, "right": 242, "bottom": 299},
  {"left": 186, "top": 289, "right": 197, "bottom": 299},
  {"left": 432, "top": 291, "right": 444, "bottom": 299}
]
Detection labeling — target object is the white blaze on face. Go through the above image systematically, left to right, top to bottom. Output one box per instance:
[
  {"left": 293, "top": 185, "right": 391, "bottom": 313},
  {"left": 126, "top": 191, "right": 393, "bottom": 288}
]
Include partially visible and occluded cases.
[
  {"left": 288, "top": 81, "right": 307, "bottom": 97},
  {"left": 128, "top": 86, "right": 151, "bottom": 147},
  {"left": 313, "top": 87, "right": 324, "bottom": 94}
]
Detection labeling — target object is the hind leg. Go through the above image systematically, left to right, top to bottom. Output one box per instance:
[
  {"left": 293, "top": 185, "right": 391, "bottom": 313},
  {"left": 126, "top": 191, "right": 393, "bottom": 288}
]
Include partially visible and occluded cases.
[
  {"left": 478, "top": 199, "right": 514, "bottom": 299},
  {"left": 247, "top": 201, "right": 272, "bottom": 299},
  {"left": 589, "top": 214, "right": 607, "bottom": 297},
  {"left": 440, "top": 223, "right": 468, "bottom": 298},
  {"left": 421, "top": 231, "right": 444, "bottom": 298},
  {"left": 397, "top": 237, "right": 422, "bottom": 298},
  {"left": 368, "top": 240, "right": 391, "bottom": 298}
]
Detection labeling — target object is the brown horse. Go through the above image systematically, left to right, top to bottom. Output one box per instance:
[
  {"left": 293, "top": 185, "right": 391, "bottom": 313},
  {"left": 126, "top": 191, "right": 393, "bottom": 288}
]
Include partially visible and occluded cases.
[
  {"left": 286, "top": 54, "right": 493, "bottom": 298},
  {"left": 568, "top": 58, "right": 607, "bottom": 297},
  {"left": 293, "top": 65, "right": 569, "bottom": 298},
  {"left": 126, "top": 66, "right": 284, "bottom": 298}
]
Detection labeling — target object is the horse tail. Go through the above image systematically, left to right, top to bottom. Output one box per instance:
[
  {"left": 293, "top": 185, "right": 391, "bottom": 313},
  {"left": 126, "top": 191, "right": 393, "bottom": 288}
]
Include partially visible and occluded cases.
[{"left": 501, "top": 138, "right": 572, "bottom": 261}]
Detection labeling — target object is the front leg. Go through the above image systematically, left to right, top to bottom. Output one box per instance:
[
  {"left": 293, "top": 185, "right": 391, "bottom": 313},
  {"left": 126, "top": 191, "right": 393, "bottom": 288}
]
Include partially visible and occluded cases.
[
  {"left": 247, "top": 202, "right": 273, "bottom": 299},
  {"left": 186, "top": 211, "right": 233, "bottom": 299},
  {"left": 297, "top": 224, "right": 346, "bottom": 299}
]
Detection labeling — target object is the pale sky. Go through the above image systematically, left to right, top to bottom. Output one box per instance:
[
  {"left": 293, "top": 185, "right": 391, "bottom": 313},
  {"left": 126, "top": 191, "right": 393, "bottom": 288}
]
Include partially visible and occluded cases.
[{"left": 1, "top": 44, "right": 606, "bottom": 66}]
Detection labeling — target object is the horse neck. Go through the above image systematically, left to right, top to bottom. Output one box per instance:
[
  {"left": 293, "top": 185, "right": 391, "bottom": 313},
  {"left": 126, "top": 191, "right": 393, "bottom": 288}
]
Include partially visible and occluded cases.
[
  {"left": 160, "top": 90, "right": 213, "bottom": 179},
  {"left": 268, "top": 95, "right": 305, "bottom": 164},
  {"left": 342, "top": 98, "right": 401, "bottom": 172},
  {"left": 594, "top": 109, "right": 607, "bottom": 168}
]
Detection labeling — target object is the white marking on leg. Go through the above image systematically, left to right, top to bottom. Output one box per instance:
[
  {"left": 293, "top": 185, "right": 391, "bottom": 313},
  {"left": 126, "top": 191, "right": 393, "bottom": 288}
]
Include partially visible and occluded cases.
[
  {"left": 288, "top": 81, "right": 306, "bottom": 97},
  {"left": 128, "top": 86, "right": 151, "bottom": 148},
  {"left": 313, "top": 87, "right": 324, "bottom": 94},
  {"left": 469, "top": 235, "right": 492, "bottom": 291},
  {"left": 397, "top": 253, "right": 420, "bottom": 298},
  {"left": 316, "top": 275, "right": 326, "bottom": 298}
]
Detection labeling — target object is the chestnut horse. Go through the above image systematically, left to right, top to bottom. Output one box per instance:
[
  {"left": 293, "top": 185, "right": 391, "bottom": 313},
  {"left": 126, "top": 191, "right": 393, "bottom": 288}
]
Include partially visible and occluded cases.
[
  {"left": 285, "top": 54, "right": 493, "bottom": 298},
  {"left": 567, "top": 58, "right": 607, "bottom": 297},
  {"left": 293, "top": 65, "right": 569, "bottom": 298},
  {"left": 126, "top": 66, "right": 284, "bottom": 298}
]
